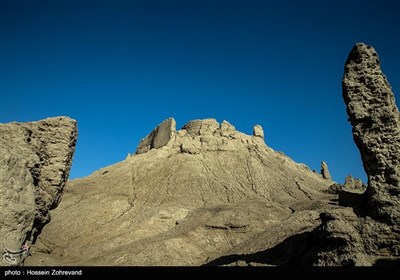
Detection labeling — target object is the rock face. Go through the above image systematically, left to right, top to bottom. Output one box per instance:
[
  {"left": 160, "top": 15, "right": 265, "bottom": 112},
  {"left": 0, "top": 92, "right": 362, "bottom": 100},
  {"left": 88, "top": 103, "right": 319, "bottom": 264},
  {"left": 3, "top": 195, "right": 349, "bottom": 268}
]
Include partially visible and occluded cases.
[
  {"left": 199, "top": 43, "right": 400, "bottom": 267},
  {"left": 309, "top": 43, "right": 400, "bottom": 265},
  {"left": 343, "top": 43, "right": 400, "bottom": 225},
  {"left": 0, "top": 117, "right": 77, "bottom": 266},
  {"left": 25, "top": 118, "right": 333, "bottom": 266},
  {"left": 135, "top": 118, "right": 176, "bottom": 154},
  {"left": 136, "top": 118, "right": 267, "bottom": 156},
  {"left": 253, "top": 125, "right": 264, "bottom": 139},
  {"left": 320, "top": 161, "right": 331, "bottom": 180}
]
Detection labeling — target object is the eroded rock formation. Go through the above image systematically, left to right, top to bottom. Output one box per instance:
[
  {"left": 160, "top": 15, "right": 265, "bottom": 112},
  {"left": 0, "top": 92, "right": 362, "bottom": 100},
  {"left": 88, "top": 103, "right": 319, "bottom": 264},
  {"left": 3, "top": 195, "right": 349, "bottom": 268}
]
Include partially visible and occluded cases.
[
  {"left": 13, "top": 43, "right": 399, "bottom": 267},
  {"left": 202, "top": 43, "right": 400, "bottom": 267},
  {"left": 312, "top": 43, "right": 400, "bottom": 265},
  {"left": 342, "top": 43, "right": 400, "bottom": 225},
  {"left": 0, "top": 117, "right": 77, "bottom": 266},
  {"left": 25, "top": 118, "right": 333, "bottom": 266},
  {"left": 135, "top": 118, "right": 266, "bottom": 156},
  {"left": 135, "top": 118, "right": 176, "bottom": 155},
  {"left": 253, "top": 125, "right": 264, "bottom": 139},
  {"left": 320, "top": 161, "right": 331, "bottom": 180},
  {"left": 343, "top": 175, "right": 365, "bottom": 192}
]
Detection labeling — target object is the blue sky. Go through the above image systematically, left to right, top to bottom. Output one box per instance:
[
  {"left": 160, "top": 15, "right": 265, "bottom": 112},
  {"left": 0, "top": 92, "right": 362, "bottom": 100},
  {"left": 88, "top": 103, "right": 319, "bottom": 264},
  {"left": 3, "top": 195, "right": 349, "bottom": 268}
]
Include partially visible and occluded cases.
[{"left": 1, "top": 0, "right": 399, "bottom": 183}]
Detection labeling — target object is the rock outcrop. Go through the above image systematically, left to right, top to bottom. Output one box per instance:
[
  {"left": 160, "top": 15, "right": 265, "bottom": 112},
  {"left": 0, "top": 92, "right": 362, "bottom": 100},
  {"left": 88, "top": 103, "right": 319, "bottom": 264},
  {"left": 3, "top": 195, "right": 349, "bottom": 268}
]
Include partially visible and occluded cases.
[
  {"left": 200, "top": 43, "right": 400, "bottom": 267},
  {"left": 310, "top": 43, "right": 400, "bottom": 265},
  {"left": 342, "top": 43, "right": 400, "bottom": 225},
  {"left": 0, "top": 117, "right": 77, "bottom": 266},
  {"left": 25, "top": 118, "right": 333, "bottom": 266},
  {"left": 135, "top": 118, "right": 176, "bottom": 155},
  {"left": 135, "top": 118, "right": 267, "bottom": 156},
  {"left": 253, "top": 125, "right": 264, "bottom": 139},
  {"left": 320, "top": 161, "right": 331, "bottom": 180},
  {"left": 324, "top": 175, "right": 366, "bottom": 195},
  {"left": 343, "top": 175, "right": 366, "bottom": 192}
]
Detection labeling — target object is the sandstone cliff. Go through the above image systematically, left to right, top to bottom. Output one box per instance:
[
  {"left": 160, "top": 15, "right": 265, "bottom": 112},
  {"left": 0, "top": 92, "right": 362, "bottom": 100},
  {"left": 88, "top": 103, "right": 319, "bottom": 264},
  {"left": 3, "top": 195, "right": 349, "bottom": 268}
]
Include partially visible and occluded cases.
[{"left": 0, "top": 117, "right": 77, "bottom": 266}]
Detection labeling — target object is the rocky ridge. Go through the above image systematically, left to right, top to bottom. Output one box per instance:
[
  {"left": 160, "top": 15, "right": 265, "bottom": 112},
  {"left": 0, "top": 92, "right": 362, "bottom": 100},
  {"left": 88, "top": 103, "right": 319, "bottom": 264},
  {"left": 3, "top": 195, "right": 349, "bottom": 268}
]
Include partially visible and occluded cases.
[
  {"left": 25, "top": 117, "right": 334, "bottom": 266},
  {"left": 135, "top": 118, "right": 266, "bottom": 156}
]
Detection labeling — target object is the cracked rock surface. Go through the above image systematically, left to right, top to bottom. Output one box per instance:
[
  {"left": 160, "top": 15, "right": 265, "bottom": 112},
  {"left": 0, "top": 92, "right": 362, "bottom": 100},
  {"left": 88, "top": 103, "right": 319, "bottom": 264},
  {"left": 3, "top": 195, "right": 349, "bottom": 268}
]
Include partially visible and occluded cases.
[{"left": 0, "top": 117, "right": 77, "bottom": 266}]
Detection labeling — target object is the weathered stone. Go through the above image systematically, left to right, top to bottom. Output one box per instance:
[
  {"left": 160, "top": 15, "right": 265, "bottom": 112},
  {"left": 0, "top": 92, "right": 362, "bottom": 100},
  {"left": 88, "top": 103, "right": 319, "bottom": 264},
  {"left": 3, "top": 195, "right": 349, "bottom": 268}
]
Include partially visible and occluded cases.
[
  {"left": 342, "top": 42, "right": 400, "bottom": 225},
  {"left": 19, "top": 43, "right": 400, "bottom": 267},
  {"left": 203, "top": 43, "right": 400, "bottom": 267},
  {"left": 298, "top": 43, "right": 400, "bottom": 266},
  {"left": 0, "top": 117, "right": 77, "bottom": 266},
  {"left": 25, "top": 117, "right": 330, "bottom": 266},
  {"left": 135, "top": 118, "right": 176, "bottom": 154},
  {"left": 137, "top": 118, "right": 269, "bottom": 155},
  {"left": 181, "top": 119, "right": 219, "bottom": 137},
  {"left": 181, "top": 119, "right": 203, "bottom": 136},
  {"left": 199, "top": 119, "right": 219, "bottom": 136},
  {"left": 220, "top": 120, "right": 236, "bottom": 138},
  {"left": 253, "top": 125, "right": 264, "bottom": 139},
  {"left": 180, "top": 138, "right": 201, "bottom": 154},
  {"left": 320, "top": 161, "right": 331, "bottom": 180},
  {"left": 343, "top": 175, "right": 366, "bottom": 192},
  {"left": 325, "top": 183, "right": 342, "bottom": 194},
  {"left": 310, "top": 208, "right": 399, "bottom": 266}
]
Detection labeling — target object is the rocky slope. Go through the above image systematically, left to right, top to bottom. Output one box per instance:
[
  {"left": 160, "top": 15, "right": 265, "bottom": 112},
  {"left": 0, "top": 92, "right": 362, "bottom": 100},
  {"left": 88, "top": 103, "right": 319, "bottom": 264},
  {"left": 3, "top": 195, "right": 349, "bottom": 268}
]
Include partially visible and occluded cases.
[
  {"left": 17, "top": 43, "right": 399, "bottom": 266},
  {"left": 206, "top": 43, "right": 400, "bottom": 266},
  {"left": 0, "top": 117, "right": 77, "bottom": 266},
  {"left": 25, "top": 118, "right": 334, "bottom": 266}
]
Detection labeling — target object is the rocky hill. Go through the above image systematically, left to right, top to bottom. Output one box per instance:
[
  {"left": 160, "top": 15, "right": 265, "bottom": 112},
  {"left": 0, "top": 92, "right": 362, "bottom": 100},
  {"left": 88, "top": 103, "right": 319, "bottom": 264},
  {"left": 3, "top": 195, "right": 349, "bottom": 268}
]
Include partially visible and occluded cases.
[
  {"left": 1, "top": 43, "right": 398, "bottom": 266},
  {"left": 25, "top": 117, "right": 334, "bottom": 265}
]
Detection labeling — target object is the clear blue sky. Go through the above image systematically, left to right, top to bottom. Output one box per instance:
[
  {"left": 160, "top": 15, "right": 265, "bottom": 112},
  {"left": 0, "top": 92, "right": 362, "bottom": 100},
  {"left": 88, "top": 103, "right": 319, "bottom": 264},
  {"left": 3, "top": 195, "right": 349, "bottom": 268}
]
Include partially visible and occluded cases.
[{"left": 1, "top": 0, "right": 399, "bottom": 183}]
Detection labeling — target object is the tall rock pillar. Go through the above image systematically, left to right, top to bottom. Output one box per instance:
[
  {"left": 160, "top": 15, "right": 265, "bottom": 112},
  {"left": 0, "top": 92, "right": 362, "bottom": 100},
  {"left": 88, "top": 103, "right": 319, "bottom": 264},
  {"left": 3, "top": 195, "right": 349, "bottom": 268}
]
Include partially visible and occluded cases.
[{"left": 342, "top": 43, "right": 400, "bottom": 225}]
